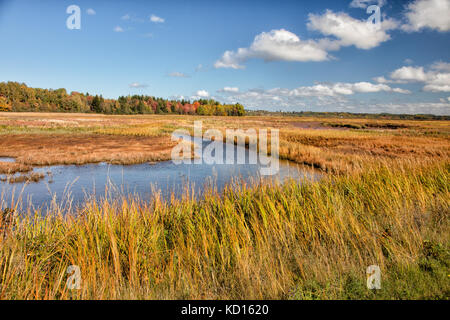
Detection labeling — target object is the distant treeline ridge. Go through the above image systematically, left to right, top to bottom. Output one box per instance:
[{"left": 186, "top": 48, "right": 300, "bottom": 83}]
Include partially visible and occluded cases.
[
  {"left": 0, "top": 82, "right": 245, "bottom": 116},
  {"left": 246, "top": 110, "right": 450, "bottom": 121}
]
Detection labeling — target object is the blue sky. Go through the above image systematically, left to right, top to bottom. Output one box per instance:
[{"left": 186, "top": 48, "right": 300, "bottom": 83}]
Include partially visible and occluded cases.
[{"left": 0, "top": 0, "right": 449, "bottom": 114}]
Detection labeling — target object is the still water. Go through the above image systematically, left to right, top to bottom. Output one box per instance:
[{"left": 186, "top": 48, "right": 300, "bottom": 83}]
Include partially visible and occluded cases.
[{"left": 0, "top": 136, "right": 319, "bottom": 210}]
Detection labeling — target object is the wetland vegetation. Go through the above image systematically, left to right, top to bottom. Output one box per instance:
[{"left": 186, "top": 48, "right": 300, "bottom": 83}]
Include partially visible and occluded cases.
[{"left": 0, "top": 111, "right": 448, "bottom": 299}]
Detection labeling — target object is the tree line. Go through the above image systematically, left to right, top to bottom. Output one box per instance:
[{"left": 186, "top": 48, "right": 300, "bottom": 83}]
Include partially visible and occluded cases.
[{"left": 0, "top": 82, "right": 245, "bottom": 116}]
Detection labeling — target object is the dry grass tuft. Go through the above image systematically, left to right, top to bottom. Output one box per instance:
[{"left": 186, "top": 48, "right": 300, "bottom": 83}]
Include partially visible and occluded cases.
[{"left": 0, "top": 172, "right": 45, "bottom": 183}]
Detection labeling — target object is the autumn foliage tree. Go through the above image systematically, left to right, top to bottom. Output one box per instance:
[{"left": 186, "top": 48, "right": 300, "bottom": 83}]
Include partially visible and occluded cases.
[
  {"left": 0, "top": 81, "right": 245, "bottom": 116},
  {"left": 0, "top": 95, "right": 12, "bottom": 112}
]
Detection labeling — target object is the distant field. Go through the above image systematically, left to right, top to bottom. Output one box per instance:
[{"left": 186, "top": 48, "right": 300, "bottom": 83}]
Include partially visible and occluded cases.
[{"left": 0, "top": 112, "right": 449, "bottom": 174}]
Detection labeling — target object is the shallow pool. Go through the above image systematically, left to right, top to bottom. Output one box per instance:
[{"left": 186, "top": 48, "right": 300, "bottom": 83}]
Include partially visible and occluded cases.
[{"left": 0, "top": 136, "right": 319, "bottom": 210}]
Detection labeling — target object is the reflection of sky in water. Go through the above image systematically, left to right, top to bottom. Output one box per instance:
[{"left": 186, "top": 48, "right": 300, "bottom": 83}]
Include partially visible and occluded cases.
[{"left": 0, "top": 137, "right": 320, "bottom": 211}]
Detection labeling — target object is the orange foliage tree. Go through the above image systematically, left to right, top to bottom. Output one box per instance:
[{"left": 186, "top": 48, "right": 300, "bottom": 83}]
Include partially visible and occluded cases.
[{"left": 0, "top": 95, "right": 12, "bottom": 112}]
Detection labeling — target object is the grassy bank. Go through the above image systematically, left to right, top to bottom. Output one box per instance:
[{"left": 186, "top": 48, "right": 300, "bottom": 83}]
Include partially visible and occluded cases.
[{"left": 0, "top": 160, "right": 448, "bottom": 299}]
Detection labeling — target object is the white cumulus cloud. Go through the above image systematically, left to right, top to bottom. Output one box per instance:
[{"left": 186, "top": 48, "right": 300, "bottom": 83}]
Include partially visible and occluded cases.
[
  {"left": 349, "top": 0, "right": 386, "bottom": 8},
  {"left": 401, "top": 0, "right": 450, "bottom": 32},
  {"left": 213, "top": 3, "right": 450, "bottom": 70},
  {"left": 86, "top": 8, "right": 96, "bottom": 15},
  {"left": 215, "top": 8, "right": 402, "bottom": 69},
  {"left": 307, "top": 10, "right": 398, "bottom": 50},
  {"left": 150, "top": 14, "right": 165, "bottom": 23},
  {"left": 114, "top": 26, "right": 124, "bottom": 32},
  {"left": 214, "top": 29, "right": 331, "bottom": 69},
  {"left": 404, "top": 58, "right": 414, "bottom": 65},
  {"left": 431, "top": 61, "right": 450, "bottom": 72},
  {"left": 387, "top": 62, "right": 450, "bottom": 92},
  {"left": 390, "top": 66, "right": 428, "bottom": 82},
  {"left": 168, "top": 72, "right": 189, "bottom": 78},
  {"left": 423, "top": 73, "right": 450, "bottom": 92},
  {"left": 373, "top": 76, "right": 391, "bottom": 84},
  {"left": 216, "top": 81, "right": 409, "bottom": 111},
  {"left": 129, "top": 82, "right": 149, "bottom": 88},
  {"left": 288, "top": 82, "right": 410, "bottom": 96},
  {"left": 216, "top": 86, "right": 447, "bottom": 114},
  {"left": 219, "top": 87, "right": 240, "bottom": 93},
  {"left": 196, "top": 90, "right": 209, "bottom": 97}
]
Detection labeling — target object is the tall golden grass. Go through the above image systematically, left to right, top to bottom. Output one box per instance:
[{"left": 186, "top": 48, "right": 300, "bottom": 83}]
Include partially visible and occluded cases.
[{"left": 0, "top": 159, "right": 448, "bottom": 299}]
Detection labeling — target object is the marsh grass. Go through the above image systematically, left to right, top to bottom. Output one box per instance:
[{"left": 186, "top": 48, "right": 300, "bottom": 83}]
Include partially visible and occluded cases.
[
  {"left": 1, "top": 113, "right": 448, "bottom": 174},
  {"left": 0, "top": 134, "right": 177, "bottom": 174},
  {"left": 0, "top": 159, "right": 448, "bottom": 299},
  {"left": 0, "top": 172, "right": 45, "bottom": 184}
]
